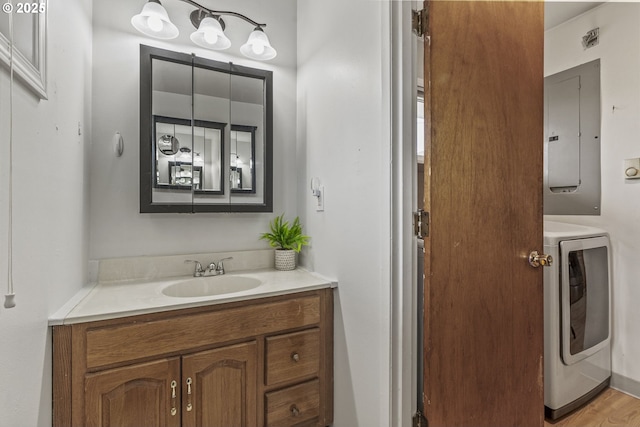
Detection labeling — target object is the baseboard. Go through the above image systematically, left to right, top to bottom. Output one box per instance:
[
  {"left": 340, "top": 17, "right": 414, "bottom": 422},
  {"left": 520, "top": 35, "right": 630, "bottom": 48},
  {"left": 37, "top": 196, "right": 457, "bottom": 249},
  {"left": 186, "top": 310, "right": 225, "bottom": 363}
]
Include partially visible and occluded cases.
[{"left": 611, "top": 373, "right": 640, "bottom": 399}]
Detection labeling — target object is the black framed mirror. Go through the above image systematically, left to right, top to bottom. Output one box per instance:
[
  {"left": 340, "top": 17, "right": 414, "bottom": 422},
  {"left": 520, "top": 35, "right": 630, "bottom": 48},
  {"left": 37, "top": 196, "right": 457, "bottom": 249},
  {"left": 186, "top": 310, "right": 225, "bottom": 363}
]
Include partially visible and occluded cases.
[{"left": 140, "top": 45, "right": 273, "bottom": 213}]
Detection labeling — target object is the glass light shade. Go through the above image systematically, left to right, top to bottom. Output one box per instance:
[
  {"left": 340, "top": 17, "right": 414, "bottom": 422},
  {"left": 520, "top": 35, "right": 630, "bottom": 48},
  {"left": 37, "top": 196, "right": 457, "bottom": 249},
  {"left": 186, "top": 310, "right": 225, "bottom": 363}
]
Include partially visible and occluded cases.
[
  {"left": 131, "top": 1, "right": 179, "bottom": 40},
  {"left": 190, "top": 16, "right": 231, "bottom": 50},
  {"left": 240, "top": 28, "right": 277, "bottom": 60}
]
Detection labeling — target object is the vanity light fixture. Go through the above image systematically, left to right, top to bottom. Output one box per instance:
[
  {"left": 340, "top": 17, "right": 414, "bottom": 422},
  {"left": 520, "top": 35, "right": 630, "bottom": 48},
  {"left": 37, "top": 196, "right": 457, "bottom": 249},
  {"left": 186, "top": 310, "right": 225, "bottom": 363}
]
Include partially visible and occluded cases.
[
  {"left": 131, "top": 0, "right": 277, "bottom": 60},
  {"left": 131, "top": 0, "right": 179, "bottom": 39},
  {"left": 190, "top": 13, "right": 231, "bottom": 50},
  {"left": 240, "top": 27, "right": 277, "bottom": 61}
]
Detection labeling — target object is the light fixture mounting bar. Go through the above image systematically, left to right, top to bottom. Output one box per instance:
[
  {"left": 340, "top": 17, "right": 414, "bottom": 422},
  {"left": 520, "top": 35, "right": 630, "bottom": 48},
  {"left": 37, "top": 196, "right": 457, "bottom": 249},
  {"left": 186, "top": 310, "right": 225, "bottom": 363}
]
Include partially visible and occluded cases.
[{"left": 177, "top": 0, "right": 266, "bottom": 28}]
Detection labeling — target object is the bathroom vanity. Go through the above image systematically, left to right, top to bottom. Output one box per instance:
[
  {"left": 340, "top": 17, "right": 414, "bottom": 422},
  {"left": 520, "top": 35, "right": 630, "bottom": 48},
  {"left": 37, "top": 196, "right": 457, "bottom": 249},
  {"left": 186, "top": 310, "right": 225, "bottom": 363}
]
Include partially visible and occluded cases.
[{"left": 51, "top": 261, "right": 334, "bottom": 427}]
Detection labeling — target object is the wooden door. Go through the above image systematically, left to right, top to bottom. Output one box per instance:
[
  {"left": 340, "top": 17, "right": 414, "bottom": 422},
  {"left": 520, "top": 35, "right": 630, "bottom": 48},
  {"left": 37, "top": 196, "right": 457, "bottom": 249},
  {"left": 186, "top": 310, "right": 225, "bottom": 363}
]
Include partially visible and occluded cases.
[
  {"left": 422, "top": 1, "right": 544, "bottom": 426},
  {"left": 182, "top": 341, "right": 257, "bottom": 427},
  {"left": 85, "top": 358, "right": 181, "bottom": 427}
]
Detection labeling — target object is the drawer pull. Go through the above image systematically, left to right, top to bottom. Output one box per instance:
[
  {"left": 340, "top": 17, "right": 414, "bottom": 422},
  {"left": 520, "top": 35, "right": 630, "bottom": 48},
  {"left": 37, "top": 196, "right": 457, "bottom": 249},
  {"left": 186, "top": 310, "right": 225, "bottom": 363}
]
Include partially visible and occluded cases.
[
  {"left": 291, "top": 352, "right": 300, "bottom": 362},
  {"left": 186, "top": 377, "right": 193, "bottom": 412},
  {"left": 170, "top": 380, "right": 177, "bottom": 416},
  {"left": 290, "top": 404, "right": 300, "bottom": 417}
]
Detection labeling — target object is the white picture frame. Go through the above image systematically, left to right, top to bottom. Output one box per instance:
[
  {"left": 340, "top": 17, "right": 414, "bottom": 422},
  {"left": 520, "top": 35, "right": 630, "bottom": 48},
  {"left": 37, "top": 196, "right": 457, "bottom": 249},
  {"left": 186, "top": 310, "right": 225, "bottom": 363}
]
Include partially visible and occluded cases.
[{"left": 0, "top": 2, "right": 47, "bottom": 99}]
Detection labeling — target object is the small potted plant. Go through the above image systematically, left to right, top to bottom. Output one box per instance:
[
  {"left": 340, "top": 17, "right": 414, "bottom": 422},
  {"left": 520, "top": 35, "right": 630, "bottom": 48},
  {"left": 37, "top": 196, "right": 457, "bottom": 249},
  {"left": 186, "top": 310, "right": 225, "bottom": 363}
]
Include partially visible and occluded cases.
[{"left": 260, "top": 214, "right": 310, "bottom": 271}]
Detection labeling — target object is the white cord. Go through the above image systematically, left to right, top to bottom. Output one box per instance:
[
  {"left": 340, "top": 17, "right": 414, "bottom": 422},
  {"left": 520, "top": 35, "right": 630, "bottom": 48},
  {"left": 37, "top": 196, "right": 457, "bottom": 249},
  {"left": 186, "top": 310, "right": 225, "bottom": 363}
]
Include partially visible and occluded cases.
[{"left": 4, "top": 0, "right": 15, "bottom": 309}]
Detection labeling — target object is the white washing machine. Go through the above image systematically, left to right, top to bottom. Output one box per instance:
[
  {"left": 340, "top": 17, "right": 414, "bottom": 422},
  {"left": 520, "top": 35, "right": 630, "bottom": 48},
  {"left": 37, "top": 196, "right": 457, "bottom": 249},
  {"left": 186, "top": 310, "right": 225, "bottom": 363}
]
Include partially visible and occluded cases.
[{"left": 544, "top": 221, "right": 612, "bottom": 420}]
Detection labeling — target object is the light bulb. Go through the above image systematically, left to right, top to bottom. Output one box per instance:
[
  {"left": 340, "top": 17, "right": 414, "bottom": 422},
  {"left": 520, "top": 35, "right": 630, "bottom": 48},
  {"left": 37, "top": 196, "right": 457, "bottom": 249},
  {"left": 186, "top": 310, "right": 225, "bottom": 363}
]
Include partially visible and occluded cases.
[
  {"left": 132, "top": 1, "right": 178, "bottom": 39},
  {"left": 147, "top": 15, "right": 163, "bottom": 32},
  {"left": 190, "top": 16, "right": 230, "bottom": 50},
  {"left": 240, "top": 28, "right": 276, "bottom": 60},
  {"left": 204, "top": 31, "right": 218, "bottom": 45},
  {"left": 251, "top": 43, "right": 265, "bottom": 55}
]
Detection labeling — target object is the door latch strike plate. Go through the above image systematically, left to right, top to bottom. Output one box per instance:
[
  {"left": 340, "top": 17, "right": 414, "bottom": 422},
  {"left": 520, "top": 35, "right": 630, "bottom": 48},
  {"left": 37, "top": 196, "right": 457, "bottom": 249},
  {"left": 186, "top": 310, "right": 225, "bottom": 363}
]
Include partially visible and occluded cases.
[{"left": 413, "top": 210, "right": 430, "bottom": 239}]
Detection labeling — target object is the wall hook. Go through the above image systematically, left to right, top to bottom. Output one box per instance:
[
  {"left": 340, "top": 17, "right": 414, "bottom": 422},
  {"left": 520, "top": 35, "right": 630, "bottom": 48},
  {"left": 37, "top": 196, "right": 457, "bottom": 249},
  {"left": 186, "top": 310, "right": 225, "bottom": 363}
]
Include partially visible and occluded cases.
[
  {"left": 114, "top": 132, "right": 124, "bottom": 157},
  {"left": 310, "top": 177, "right": 324, "bottom": 211},
  {"left": 310, "top": 177, "right": 321, "bottom": 197}
]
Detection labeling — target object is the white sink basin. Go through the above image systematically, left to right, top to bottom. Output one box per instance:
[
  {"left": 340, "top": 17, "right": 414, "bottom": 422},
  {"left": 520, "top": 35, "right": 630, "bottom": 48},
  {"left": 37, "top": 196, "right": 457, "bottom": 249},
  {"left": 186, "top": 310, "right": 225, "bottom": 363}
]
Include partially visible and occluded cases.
[{"left": 162, "top": 275, "right": 262, "bottom": 298}]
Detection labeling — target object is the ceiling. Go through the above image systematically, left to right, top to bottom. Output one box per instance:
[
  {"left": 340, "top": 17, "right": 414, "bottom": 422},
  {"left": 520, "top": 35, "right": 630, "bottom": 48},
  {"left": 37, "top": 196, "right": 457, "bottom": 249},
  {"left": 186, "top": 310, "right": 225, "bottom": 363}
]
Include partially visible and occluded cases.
[{"left": 545, "top": 1, "right": 605, "bottom": 30}]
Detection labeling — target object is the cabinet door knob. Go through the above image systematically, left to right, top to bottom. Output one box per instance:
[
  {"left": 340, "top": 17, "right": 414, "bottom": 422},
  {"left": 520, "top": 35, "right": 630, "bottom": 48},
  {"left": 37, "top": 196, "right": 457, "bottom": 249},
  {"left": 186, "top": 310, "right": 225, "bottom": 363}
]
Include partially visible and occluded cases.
[
  {"left": 291, "top": 352, "right": 300, "bottom": 362},
  {"left": 290, "top": 404, "right": 300, "bottom": 417}
]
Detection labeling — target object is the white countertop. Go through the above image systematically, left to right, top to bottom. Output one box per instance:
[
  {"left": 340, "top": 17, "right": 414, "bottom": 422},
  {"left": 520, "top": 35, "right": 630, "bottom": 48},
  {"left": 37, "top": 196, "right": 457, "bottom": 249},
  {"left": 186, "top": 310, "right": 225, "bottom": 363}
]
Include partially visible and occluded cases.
[{"left": 49, "top": 268, "right": 337, "bottom": 326}]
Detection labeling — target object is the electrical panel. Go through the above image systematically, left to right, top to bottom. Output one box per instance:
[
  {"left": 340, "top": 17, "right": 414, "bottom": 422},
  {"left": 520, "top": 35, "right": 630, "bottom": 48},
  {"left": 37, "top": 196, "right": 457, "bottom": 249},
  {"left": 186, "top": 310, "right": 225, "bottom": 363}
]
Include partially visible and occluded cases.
[{"left": 544, "top": 59, "right": 601, "bottom": 215}]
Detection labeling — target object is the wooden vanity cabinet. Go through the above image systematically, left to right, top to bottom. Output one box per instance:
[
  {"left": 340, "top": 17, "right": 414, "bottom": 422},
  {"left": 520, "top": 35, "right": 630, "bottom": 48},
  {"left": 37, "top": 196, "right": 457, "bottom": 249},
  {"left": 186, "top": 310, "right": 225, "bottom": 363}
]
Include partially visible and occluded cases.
[
  {"left": 53, "top": 289, "right": 333, "bottom": 427},
  {"left": 182, "top": 342, "right": 257, "bottom": 427},
  {"left": 85, "top": 357, "right": 181, "bottom": 427}
]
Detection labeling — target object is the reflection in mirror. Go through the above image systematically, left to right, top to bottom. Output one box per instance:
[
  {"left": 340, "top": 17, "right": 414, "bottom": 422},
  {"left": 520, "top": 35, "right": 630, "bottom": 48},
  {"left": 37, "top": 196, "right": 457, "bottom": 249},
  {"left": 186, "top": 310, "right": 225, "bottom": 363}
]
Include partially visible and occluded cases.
[
  {"left": 140, "top": 45, "right": 273, "bottom": 213},
  {"left": 149, "top": 57, "right": 193, "bottom": 207},
  {"left": 191, "top": 57, "right": 231, "bottom": 205},
  {"left": 228, "top": 72, "right": 267, "bottom": 205},
  {"left": 153, "top": 116, "right": 225, "bottom": 193},
  {"left": 193, "top": 122, "right": 225, "bottom": 193},
  {"left": 230, "top": 126, "right": 256, "bottom": 193},
  {"left": 158, "top": 134, "right": 179, "bottom": 155}
]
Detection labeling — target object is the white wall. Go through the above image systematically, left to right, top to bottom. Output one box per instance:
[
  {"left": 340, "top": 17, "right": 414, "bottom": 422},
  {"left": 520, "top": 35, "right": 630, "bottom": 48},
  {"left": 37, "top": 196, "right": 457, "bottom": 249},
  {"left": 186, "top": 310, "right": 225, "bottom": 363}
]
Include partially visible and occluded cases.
[
  {"left": 0, "top": 0, "right": 93, "bottom": 425},
  {"left": 89, "top": 0, "right": 297, "bottom": 260},
  {"left": 296, "top": 0, "right": 393, "bottom": 425},
  {"left": 545, "top": 2, "right": 640, "bottom": 393}
]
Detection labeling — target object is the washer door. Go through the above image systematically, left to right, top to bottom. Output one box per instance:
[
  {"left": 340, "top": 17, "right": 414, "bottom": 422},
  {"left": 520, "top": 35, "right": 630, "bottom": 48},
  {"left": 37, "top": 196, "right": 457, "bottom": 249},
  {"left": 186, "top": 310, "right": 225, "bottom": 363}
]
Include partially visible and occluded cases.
[{"left": 560, "top": 236, "right": 610, "bottom": 365}]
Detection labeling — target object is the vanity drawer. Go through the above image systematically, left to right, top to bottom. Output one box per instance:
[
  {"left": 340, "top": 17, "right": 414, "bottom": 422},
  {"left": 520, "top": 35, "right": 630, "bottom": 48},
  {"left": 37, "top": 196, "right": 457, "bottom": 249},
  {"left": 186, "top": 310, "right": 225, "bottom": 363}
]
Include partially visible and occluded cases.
[
  {"left": 84, "top": 296, "right": 320, "bottom": 369},
  {"left": 265, "top": 328, "right": 320, "bottom": 385},
  {"left": 265, "top": 379, "right": 320, "bottom": 427}
]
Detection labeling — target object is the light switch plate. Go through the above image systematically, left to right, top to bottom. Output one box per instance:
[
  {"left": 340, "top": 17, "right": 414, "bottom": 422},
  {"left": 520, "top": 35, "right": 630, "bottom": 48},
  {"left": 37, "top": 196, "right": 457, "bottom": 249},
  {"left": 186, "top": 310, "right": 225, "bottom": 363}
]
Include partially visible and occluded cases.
[{"left": 624, "top": 158, "right": 640, "bottom": 179}]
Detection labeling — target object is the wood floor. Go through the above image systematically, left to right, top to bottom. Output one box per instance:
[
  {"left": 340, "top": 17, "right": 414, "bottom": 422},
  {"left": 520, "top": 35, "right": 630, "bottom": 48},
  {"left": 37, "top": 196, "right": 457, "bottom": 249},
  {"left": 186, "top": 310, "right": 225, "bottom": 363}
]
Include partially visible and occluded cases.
[{"left": 545, "top": 388, "right": 640, "bottom": 427}]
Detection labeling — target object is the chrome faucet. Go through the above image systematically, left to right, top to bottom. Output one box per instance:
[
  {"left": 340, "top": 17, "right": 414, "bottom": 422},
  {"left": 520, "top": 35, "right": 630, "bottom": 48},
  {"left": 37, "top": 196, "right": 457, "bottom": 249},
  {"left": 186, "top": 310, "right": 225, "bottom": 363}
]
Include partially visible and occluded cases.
[
  {"left": 185, "top": 257, "right": 233, "bottom": 277},
  {"left": 213, "top": 257, "right": 233, "bottom": 275},
  {"left": 184, "top": 260, "right": 206, "bottom": 277}
]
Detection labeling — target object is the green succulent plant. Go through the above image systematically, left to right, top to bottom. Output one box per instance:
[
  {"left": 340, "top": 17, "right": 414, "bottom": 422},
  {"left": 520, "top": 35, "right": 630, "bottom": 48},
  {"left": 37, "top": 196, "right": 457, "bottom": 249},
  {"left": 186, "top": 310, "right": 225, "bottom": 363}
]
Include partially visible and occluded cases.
[{"left": 260, "top": 214, "right": 310, "bottom": 253}]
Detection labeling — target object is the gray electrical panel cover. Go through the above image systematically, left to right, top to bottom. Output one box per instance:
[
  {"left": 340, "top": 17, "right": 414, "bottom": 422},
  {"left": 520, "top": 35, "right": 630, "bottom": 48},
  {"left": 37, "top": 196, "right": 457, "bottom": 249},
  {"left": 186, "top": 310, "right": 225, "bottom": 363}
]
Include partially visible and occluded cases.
[{"left": 544, "top": 59, "right": 601, "bottom": 215}]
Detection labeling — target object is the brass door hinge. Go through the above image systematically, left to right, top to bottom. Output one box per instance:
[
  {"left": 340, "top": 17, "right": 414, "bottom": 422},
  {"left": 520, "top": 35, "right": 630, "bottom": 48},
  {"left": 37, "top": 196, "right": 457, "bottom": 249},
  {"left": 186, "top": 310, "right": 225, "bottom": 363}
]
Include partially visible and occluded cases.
[
  {"left": 412, "top": 8, "right": 428, "bottom": 38},
  {"left": 413, "top": 209, "right": 429, "bottom": 239},
  {"left": 413, "top": 410, "right": 428, "bottom": 427}
]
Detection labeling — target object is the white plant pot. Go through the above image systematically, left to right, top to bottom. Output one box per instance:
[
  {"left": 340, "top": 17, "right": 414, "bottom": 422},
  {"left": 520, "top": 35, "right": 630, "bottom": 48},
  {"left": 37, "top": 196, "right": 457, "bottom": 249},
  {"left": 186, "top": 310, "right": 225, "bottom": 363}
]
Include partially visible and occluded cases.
[{"left": 275, "top": 249, "right": 296, "bottom": 271}]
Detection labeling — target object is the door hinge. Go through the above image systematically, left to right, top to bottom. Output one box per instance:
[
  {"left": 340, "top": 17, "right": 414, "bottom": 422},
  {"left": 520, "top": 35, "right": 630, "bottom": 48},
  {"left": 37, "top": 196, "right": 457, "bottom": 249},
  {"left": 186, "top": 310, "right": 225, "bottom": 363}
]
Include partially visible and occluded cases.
[
  {"left": 412, "top": 8, "right": 428, "bottom": 38},
  {"left": 413, "top": 209, "right": 430, "bottom": 239},
  {"left": 413, "top": 410, "right": 428, "bottom": 427}
]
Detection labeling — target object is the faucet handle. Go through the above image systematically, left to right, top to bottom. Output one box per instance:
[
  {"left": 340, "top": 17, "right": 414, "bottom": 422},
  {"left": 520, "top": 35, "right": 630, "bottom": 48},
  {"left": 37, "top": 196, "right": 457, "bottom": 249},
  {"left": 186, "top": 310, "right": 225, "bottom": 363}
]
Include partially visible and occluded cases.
[
  {"left": 215, "top": 257, "right": 233, "bottom": 274},
  {"left": 184, "top": 260, "right": 204, "bottom": 276}
]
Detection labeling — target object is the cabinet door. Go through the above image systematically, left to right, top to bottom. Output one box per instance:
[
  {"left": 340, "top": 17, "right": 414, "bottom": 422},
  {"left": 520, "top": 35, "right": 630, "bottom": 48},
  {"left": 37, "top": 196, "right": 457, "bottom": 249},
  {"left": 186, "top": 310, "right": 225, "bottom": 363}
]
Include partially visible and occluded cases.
[
  {"left": 182, "top": 341, "right": 257, "bottom": 427},
  {"left": 85, "top": 358, "right": 181, "bottom": 427}
]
